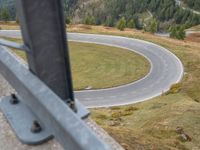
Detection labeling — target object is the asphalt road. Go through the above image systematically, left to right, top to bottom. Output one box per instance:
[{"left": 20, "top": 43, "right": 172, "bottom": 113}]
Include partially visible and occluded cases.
[{"left": 0, "top": 30, "right": 184, "bottom": 108}]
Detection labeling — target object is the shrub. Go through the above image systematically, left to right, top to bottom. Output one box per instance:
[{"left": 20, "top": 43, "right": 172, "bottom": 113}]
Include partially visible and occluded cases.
[
  {"left": 0, "top": 7, "right": 10, "bottom": 22},
  {"left": 84, "top": 15, "right": 96, "bottom": 25},
  {"left": 104, "top": 16, "right": 115, "bottom": 27},
  {"left": 65, "top": 17, "right": 71, "bottom": 24},
  {"left": 116, "top": 17, "right": 126, "bottom": 31},
  {"left": 145, "top": 18, "right": 158, "bottom": 33},
  {"left": 127, "top": 19, "right": 136, "bottom": 29},
  {"left": 169, "top": 25, "right": 186, "bottom": 40},
  {"left": 166, "top": 83, "right": 182, "bottom": 95},
  {"left": 124, "top": 106, "right": 138, "bottom": 112},
  {"left": 111, "top": 110, "right": 133, "bottom": 118},
  {"left": 111, "top": 111, "right": 122, "bottom": 118},
  {"left": 96, "top": 114, "right": 109, "bottom": 120}
]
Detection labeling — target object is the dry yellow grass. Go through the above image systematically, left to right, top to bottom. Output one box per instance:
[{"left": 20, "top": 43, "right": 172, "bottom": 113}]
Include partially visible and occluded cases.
[{"left": 0, "top": 21, "right": 20, "bottom": 30}]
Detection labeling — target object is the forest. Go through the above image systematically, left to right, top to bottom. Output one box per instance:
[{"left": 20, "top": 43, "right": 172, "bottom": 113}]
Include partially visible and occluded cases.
[
  {"left": 0, "top": 0, "right": 200, "bottom": 31},
  {"left": 71, "top": 0, "right": 200, "bottom": 31},
  {"left": 182, "top": 0, "right": 200, "bottom": 11}
]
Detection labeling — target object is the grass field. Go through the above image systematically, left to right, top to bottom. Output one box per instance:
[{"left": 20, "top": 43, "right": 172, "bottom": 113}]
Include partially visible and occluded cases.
[
  {"left": 0, "top": 21, "right": 20, "bottom": 30},
  {"left": 1, "top": 23, "right": 200, "bottom": 149},
  {"left": 65, "top": 24, "right": 200, "bottom": 150},
  {"left": 0, "top": 37, "right": 149, "bottom": 90},
  {"left": 92, "top": 94, "right": 200, "bottom": 150}
]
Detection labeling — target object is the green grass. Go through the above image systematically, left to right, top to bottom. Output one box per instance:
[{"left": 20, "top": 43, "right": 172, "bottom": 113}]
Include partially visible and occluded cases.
[
  {"left": 66, "top": 25, "right": 200, "bottom": 150},
  {"left": 0, "top": 37, "right": 150, "bottom": 90},
  {"left": 91, "top": 94, "right": 200, "bottom": 150}
]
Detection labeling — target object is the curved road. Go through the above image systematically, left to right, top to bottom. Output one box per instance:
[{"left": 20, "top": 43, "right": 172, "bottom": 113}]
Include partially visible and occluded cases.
[{"left": 0, "top": 30, "right": 184, "bottom": 108}]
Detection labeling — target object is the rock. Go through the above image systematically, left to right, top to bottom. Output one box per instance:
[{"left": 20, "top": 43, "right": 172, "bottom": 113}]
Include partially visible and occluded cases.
[
  {"left": 85, "top": 86, "right": 92, "bottom": 90},
  {"left": 108, "top": 121, "right": 120, "bottom": 126},
  {"left": 176, "top": 126, "right": 184, "bottom": 134},
  {"left": 176, "top": 127, "right": 192, "bottom": 142},
  {"left": 180, "top": 133, "right": 192, "bottom": 142}
]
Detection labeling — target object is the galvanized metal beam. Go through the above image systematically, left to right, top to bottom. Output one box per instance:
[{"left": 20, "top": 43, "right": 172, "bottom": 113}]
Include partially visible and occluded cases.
[
  {"left": 16, "top": 0, "right": 74, "bottom": 105},
  {"left": 0, "top": 39, "right": 29, "bottom": 52},
  {"left": 0, "top": 46, "right": 110, "bottom": 150}
]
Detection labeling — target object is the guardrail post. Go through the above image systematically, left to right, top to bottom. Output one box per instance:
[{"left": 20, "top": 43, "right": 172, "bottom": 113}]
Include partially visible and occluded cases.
[{"left": 16, "top": 0, "right": 75, "bottom": 108}]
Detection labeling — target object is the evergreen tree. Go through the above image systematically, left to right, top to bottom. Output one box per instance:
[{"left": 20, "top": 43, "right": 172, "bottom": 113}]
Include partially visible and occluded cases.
[
  {"left": 1, "top": 0, "right": 200, "bottom": 31},
  {"left": 0, "top": 7, "right": 10, "bottom": 22},
  {"left": 84, "top": 15, "right": 96, "bottom": 25},
  {"left": 105, "top": 16, "right": 115, "bottom": 27},
  {"left": 65, "top": 17, "right": 71, "bottom": 24},
  {"left": 116, "top": 17, "right": 126, "bottom": 31},
  {"left": 146, "top": 18, "right": 158, "bottom": 33},
  {"left": 151, "top": 18, "right": 158, "bottom": 33},
  {"left": 127, "top": 19, "right": 136, "bottom": 28},
  {"left": 170, "top": 25, "right": 186, "bottom": 40},
  {"left": 169, "top": 26, "right": 176, "bottom": 38},
  {"left": 177, "top": 26, "right": 186, "bottom": 40}
]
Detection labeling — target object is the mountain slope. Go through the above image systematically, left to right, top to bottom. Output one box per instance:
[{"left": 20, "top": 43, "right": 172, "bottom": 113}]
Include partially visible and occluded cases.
[
  {"left": 0, "top": 0, "right": 199, "bottom": 31},
  {"left": 0, "top": 0, "right": 16, "bottom": 19},
  {"left": 70, "top": 0, "right": 200, "bottom": 30},
  {"left": 182, "top": 0, "right": 200, "bottom": 11}
]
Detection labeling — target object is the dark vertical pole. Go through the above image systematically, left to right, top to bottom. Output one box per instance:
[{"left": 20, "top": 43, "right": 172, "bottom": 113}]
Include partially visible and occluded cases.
[{"left": 16, "top": 0, "right": 74, "bottom": 105}]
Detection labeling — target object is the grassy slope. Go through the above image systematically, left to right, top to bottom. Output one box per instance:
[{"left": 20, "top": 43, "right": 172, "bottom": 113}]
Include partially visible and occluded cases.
[
  {"left": 66, "top": 25, "right": 200, "bottom": 150},
  {"left": 0, "top": 37, "right": 149, "bottom": 90},
  {"left": 92, "top": 94, "right": 200, "bottom": 150}
]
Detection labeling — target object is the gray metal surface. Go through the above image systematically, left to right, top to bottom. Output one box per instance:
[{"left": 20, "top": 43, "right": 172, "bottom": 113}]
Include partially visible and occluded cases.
[
  {"left": 16, "top": 0, "right": 74, "bottom": 102},
  {"left": 0, "top": 31, "right": 184, "bottom": 108},
  {"left": 0, "top": 38, "right": 28, "bottom": 51},
  {"left": 0, "top": 46, "right": 110, "bottom": 150},
  {"left": 0, "top": 74, "right": 124, "bottom": 150},
  {"left": 0, "top": 94, "right": 89, "bottom": 145},
  {"left": 0, "top": 96, "right": 53, "bottom": 145}
]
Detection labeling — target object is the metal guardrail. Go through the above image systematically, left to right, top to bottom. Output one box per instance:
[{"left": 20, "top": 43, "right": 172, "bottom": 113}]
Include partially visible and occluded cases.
[{"left": 0, "top": 0, "right": 111, "bottom": 150}]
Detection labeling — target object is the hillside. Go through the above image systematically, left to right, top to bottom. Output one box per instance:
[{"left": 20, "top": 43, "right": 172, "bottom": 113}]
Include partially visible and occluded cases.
[
  {"left": 0, "top": 0, "right": 200, "bottom": 31},
  {"left": 0, "top": 0, "right": 15, "bottom": 19},
  {"left": 66, "top": 0, "right": 200, "bottom": 31},
  {"left": 182, "top": 0, "right": 200, "bottom": 11},
  {"left": 67, "top": 24, "right": 200, "bottom": 150}
]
